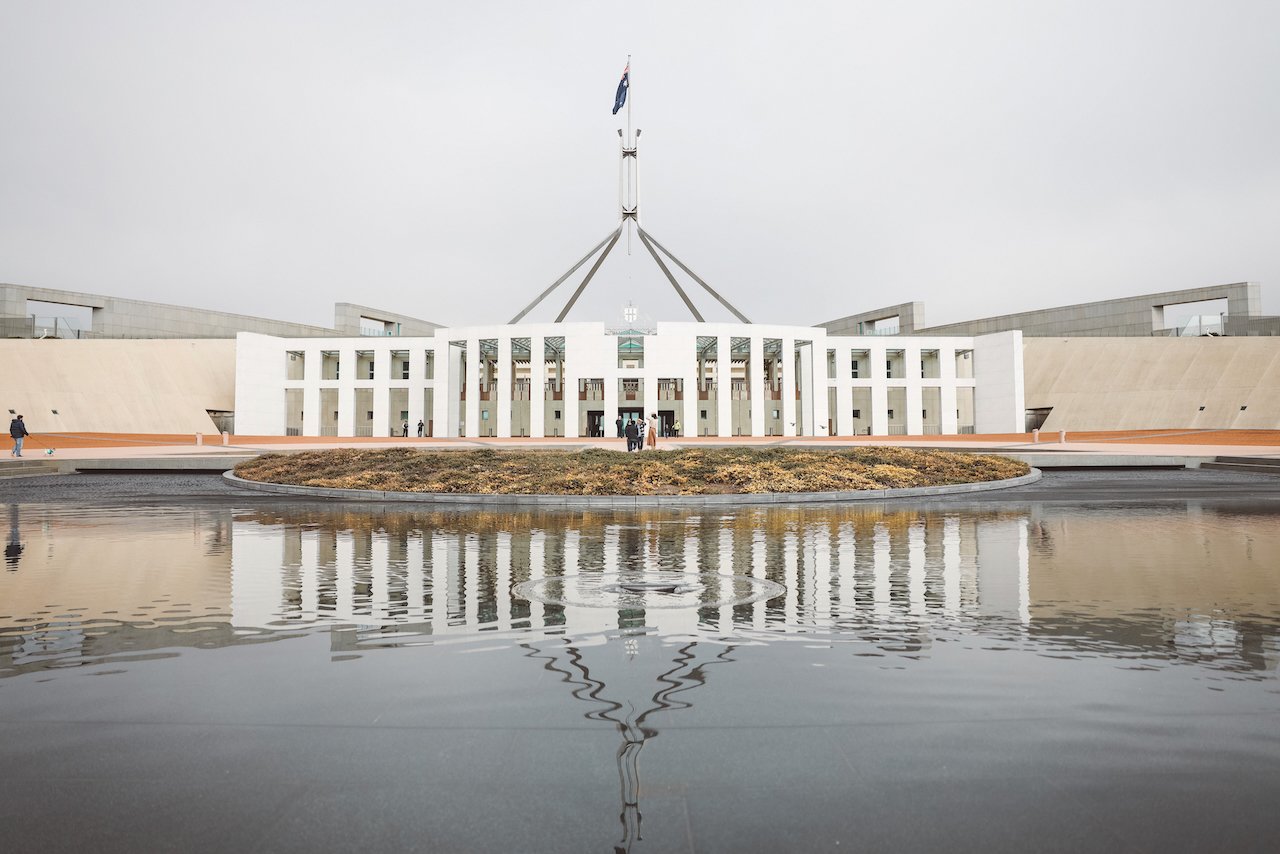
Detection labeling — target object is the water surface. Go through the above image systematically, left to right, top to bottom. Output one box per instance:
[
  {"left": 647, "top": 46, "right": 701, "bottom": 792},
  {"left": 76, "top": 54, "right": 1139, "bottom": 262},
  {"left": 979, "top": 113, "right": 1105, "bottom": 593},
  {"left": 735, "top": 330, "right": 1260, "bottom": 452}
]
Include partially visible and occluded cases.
[{"left": 2, "top": 497, "right": 1279, "bottom": 852}]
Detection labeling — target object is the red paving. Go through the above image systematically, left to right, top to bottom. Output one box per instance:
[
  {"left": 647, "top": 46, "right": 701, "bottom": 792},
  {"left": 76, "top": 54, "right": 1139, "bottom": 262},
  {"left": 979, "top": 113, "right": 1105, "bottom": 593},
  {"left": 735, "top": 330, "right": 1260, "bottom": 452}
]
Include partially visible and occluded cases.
[{"left": 15, "top": 429, "right": 1280, "bottom": 451}]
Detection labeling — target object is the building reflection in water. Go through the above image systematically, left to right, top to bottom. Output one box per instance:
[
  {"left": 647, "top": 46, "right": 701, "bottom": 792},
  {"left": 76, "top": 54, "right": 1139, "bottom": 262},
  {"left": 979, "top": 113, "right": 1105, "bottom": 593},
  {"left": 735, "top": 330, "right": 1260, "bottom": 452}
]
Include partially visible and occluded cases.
[
  {"left": 1, "top": 502, "right": 1278, "bottom": 677},
  {"left": 229, "top": 507, "right": 1031, "bottom": 640}
]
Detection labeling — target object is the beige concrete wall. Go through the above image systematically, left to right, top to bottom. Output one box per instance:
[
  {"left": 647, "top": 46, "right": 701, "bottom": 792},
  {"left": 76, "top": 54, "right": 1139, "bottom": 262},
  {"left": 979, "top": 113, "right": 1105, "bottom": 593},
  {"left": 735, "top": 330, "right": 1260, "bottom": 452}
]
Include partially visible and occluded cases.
[
  {"left": 914, "top": 282, "right": 1260, "bottom": 338},
  {"left": 1024, "top": 337, "right": 1280, "bottom": 430},
  {"left": 1, "top": 339, "right": 235, "bottom": 433}
]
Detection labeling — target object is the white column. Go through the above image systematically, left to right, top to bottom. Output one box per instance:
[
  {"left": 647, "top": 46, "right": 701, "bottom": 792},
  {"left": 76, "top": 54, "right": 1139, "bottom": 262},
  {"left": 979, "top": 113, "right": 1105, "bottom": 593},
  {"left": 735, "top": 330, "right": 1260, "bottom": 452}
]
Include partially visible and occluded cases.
[
  {"left": 716, "top": 334, "right": 732, "bottom": 437},
  {"left": 529, "top": 335, "right": 546, "bottom": 438},
  {"left": 751, "top": 335, "right": 765, "bottom": 437},
  {"left": 781, "top": 336, "right": 796, "bottom": 437},
  {"left": 465, "top": 337, "right": 481, "bottom": 438},
  {"left": 497, "top": 337, "right": 512, "bottom": 438},
  {"left": 561, "top": 340, "right": 579, "bottom": 438},
  {"left": 801, "top": 341, "right": 818, "bottom": 436},
  {"left": 447, "top": 342, "right": 464, "bottom": 438},
  {"left": 869, "top": 343, "right": 888, "bottom": 436},
  {"left": 834, "top": 344, "right": 851, "bottom": 436},
  {"left": 940, "top": 344, "right": 959, "bottom": 434},
  {"left": 338, "top": 346, "right": 356, "bottom": 437},
  {"left": 408, "top": 346, "right": 425, "bottom": 434},
  {"left": 303, "top": 347, "right": 321, "bottom": 436},
  {"left": 604, "top": 347, "right": 619, "bottom": 439},
  {"left": 372, "top": 349, "right": 391, "bottom": 437},
  {"left": 642, "top": 367, "right": 658, "bottom": 432}
]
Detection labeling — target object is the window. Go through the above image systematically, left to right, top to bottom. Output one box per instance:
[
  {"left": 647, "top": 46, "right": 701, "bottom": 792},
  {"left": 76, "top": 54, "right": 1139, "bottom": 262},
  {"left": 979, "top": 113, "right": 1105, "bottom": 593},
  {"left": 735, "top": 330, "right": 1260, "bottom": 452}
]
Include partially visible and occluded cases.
[
  {"left": 851, "top": 359, "right": 859, "bottom": 378},
  {"left": 401, "top": 361, "right": 410, "bottom": 380},
  {"left": 700, "top": 409, "right": 707, "bottom": 419},
  {"left": 772, "top": 409, "right": 780, "bottom": 419},
  {"left": 852, "top": 409, "right": 861, "bottom": 418},
  {"left": 887, "top": 409, "right": 895, "bottom": 419},
  {"left": 554, "top": 410, "right": 561, "bottom": 420},
  {"left": 922, "top": 410, "right": 928, "bottom": 419},
  {"left": 366, "top": 411, "right": 374, "bottom": 420},
  {"left": 400, "top": 411, "right": 409, "bottom": 420},
  {"left": 481, "top": 411, "right": 489, "bottom": 420}
]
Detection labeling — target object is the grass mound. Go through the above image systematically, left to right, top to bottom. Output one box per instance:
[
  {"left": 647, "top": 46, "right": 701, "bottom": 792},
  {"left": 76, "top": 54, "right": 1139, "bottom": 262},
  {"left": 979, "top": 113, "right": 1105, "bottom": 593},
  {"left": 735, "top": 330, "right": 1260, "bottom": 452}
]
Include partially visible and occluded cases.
[{"left": 233, "top": 447, "right": 1028, "bottom": 496}]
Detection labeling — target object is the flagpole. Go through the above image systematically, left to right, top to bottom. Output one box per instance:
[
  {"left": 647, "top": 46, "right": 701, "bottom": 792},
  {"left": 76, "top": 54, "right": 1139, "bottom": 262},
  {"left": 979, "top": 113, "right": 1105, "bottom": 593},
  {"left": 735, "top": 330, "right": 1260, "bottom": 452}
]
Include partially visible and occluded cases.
[{"left": 626, "top": 54, "right": 633, "bottom": 255}]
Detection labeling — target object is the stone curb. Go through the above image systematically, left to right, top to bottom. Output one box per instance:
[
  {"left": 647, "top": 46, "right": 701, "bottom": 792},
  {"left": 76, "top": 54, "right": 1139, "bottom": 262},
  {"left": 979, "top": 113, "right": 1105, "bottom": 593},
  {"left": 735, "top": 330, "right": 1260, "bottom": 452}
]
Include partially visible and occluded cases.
[{"left": 222, "top": 468, "right": 1042, "bottom": 507}]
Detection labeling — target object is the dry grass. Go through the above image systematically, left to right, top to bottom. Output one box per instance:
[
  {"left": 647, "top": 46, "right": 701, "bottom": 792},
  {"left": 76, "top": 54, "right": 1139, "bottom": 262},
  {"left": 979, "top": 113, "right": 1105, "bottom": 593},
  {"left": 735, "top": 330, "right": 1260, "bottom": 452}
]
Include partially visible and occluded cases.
[{"left": 233, "top": 447, "right": 1028, "bottom": 495}]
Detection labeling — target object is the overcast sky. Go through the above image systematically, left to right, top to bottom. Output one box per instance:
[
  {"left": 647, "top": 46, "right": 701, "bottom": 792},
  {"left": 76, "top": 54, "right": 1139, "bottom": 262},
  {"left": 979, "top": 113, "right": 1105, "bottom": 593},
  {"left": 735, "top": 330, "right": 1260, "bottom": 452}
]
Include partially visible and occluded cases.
[{"left": 2, "top": 1, "right": 1277, "bottom": 330}]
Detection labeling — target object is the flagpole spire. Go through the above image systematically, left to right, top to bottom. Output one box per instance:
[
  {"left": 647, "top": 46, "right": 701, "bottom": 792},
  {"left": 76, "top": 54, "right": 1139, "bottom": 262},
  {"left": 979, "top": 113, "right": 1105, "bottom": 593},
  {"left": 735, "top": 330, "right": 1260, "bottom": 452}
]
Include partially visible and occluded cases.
[{"left": 625, "top": 54, "right": 634, "bottom": 254}]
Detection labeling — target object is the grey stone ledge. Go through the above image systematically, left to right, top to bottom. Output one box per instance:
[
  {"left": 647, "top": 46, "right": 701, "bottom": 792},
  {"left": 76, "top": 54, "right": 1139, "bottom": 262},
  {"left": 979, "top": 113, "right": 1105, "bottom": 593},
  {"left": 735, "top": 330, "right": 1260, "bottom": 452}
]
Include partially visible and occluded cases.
[{"left": 222, "top": 469, "right": 1043, "bottom": 507}]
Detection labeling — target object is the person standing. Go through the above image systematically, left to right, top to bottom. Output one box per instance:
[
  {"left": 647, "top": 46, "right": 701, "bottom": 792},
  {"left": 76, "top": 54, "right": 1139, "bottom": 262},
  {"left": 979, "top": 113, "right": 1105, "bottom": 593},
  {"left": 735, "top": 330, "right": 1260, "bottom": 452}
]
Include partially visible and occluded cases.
[
  {"left": 646, "top": 413, "right": 659, "bottom": 449},
  {"left": 9, "top": 415, "right": 29, "bottom": 457},
  {"left": 615, "top": 415, "right": 624, "bottom": 438},
  {"left": 636, "top": 417, "right": 646, "bottom": 450},
  {"left": 672, "top": 418, "right": 682, "bottom": 438},
  {"left": 417, "top": 419, "right": 425, "bottom": 437},
  {"left": 624, "top": 419, "right": 639, "bottom": 452},
  {"left": 402, "top": 421, "right": 409, "bottom": 438}
]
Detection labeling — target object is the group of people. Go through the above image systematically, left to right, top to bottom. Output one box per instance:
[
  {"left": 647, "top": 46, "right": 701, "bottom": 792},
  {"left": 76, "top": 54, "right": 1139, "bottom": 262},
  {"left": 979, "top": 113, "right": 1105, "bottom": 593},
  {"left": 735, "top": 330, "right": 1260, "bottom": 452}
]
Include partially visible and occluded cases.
[
  {"left": 615, "top": 413, "right": 680, "bottom": 452},
  {"left": 400, "top": 420, "right": 426, "bottom": 437}
]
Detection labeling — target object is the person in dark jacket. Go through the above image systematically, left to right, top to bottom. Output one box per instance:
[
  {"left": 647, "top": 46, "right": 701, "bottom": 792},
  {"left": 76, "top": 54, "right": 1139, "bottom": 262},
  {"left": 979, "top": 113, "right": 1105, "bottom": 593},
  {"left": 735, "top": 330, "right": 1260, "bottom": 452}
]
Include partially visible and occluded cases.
[
  {"left": 9, "top": 415, "right": 30, "bottom": 457},
  {"left": 624, "top": 419, "right": 639, "bottom": 452}
]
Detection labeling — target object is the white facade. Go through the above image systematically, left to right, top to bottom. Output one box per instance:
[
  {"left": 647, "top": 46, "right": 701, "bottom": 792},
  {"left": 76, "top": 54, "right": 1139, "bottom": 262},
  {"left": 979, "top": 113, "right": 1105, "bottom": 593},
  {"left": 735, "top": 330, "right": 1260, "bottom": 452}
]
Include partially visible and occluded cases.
[{"left": 235, "top": 323, "right": 1024, "bottom": 438}]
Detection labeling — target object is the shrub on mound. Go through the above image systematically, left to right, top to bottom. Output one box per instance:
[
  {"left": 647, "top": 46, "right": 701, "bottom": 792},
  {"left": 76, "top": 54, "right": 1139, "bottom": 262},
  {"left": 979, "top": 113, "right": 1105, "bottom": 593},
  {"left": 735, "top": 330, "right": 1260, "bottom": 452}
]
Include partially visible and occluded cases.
[{"left": 233, "top": 447, "right": 1028, "bottom": 496}]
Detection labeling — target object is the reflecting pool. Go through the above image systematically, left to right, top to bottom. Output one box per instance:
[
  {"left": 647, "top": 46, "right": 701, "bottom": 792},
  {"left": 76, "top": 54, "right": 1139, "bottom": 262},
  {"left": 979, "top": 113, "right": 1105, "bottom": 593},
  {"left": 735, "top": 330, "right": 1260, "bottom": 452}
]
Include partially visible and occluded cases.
[{"left": 3, "top": 497, "right": 1280, "bottom": 852}]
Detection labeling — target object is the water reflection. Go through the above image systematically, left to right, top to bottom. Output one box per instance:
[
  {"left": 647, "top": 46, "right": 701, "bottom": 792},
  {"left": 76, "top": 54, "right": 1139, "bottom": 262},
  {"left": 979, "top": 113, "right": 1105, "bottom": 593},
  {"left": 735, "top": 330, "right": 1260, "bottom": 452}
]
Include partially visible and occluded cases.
[{"left": 2, "top": 502, "right": 1279, "bottom": 679}]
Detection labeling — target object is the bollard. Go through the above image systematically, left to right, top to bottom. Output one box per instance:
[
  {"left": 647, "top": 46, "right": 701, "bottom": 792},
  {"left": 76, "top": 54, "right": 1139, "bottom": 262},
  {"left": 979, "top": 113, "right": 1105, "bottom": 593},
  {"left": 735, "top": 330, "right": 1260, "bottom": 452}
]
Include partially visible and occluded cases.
[
  {"left": 1032, "top": 429, "right": 1039, "bottom": 443},
  {"left": 1059, "top": 430, "right": 1066, "bottom": 444},
  {"left": 195, "top": 432, "right": 203, "bottom": 446},
  {"left": 222, "top": 432, "right": 230, "bottom": 445}
]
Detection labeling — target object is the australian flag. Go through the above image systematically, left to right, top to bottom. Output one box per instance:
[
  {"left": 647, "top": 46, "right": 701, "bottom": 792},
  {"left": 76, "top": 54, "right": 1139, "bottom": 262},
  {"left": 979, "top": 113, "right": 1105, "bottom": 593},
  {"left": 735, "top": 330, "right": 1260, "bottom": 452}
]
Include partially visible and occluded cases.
[{"left": 612, "top": 64, "right": 629, "bottom": 115}]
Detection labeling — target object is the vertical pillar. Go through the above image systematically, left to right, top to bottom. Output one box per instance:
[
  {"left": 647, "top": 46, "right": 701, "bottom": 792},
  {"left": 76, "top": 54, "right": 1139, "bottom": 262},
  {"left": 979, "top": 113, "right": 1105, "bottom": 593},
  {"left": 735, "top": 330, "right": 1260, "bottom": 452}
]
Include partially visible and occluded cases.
[
  {"left": 716, "top": 334, "right": 732, "bottom": 438},
  {"left": 529, "top": 335, "right": 546, "bottom": 438},
  {"left": 751, "top": 335, "right": 766, "bottom": 437},
  {"left": 781, "top": 336, "right": 796, "bottom": 436},
  {"left": 465, "top": 337, "right": 481, "bottom": 438},
  {"left": 497, "top": 337, "right": 512, "bottom": 438},
  {"left": 561, "top": 338, "right": 579, "bottom": 438},
  {"left": 603, "top": 339, "right": 619, "bottom": 439},
  {"left": 799, "top": 341, "right": 817, "bottom": 436},
  {"left": 905, "top": 342, "right": 924, "bottom": 436},
  {"left": 447, "top": 343, "right": 464, "bottom": 438},
  {"left": 869, "top": 343, "right": 887, "bottom": 437},
  {"left": 834, "top": 344, "right": 851, "bottom": 437},
  {"left": 940, "top": 344, "right": 959, "bottom": 434},
  {"left": 682, "top": 345, "right": 699, "bottom": 440},
  {"left": 302, "top": 346, "right": 320, "bottom": 436},
  {"left": 337, "top": 346, "right": 356, "bottom": 436},
  {"left": 407, "top": 346, "right": 425, "bottom": 436},
  {"left": 642, "top": 346, "right": 658, "bottom": 434},
  {"left": 372, "top": 348, "right": 390, "bottom": 437}
]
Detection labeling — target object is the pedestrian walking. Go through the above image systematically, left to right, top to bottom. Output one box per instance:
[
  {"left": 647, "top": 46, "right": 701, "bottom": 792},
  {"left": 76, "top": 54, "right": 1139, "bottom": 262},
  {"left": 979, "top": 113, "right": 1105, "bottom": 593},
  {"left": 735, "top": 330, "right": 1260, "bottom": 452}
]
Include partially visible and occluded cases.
[
  {"left": 646, "top": 413, "right": 659, "bottom": 449},
  {"left": 8, "top": 415, "right": 29, "bottom": 457},
  {"left": 624, "top": 419, "right": 639, "bottom": 452},
  {"left": 417, "top": 420, "right": 425, "bottom": 437}
]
